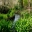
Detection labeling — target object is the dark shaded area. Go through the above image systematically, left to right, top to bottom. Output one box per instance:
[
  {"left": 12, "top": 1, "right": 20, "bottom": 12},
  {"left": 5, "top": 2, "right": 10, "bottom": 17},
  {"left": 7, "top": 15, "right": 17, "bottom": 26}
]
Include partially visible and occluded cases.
[
  {"left": 0, "top": 6, "right": 9, "bottom": 14},
  {"left": 7, "top": 15, "right": 15, "bottom": 21},
  {"left": 0, "top": 16, "right": 3, "bottom": 20},
  {"left": 0, "top": 26, "right": 10, "bottom": 32},
  {"left": 0, "top": 26, "right": 17, "bottom": 32},
  {"left": 10, "top": 26, "right": 17, "bottom": 32},
  {"left": 29, "top": 28, "right": 32, "bottom": 32}
]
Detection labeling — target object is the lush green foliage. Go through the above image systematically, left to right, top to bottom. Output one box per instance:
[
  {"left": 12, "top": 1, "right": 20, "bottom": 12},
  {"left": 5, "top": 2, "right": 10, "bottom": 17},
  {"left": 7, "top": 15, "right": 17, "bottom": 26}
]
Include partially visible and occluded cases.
[
  {"left": 0, "top": 0, "right": 32, "bottom": 32},
  {"left": 23, "top": 0, "right": 28, "bottom": 6},
  {"left": 8, "top": 8, "right": 15, "bottom": 17},
  {"left": 0, "top": 9, "right": 32, "bottom": 32},
  {"left": 14, "top": 18, "right": 31, "bottom": 32},
  {"left": 0, "top": 19, "right": 12, "bottom": 32}
]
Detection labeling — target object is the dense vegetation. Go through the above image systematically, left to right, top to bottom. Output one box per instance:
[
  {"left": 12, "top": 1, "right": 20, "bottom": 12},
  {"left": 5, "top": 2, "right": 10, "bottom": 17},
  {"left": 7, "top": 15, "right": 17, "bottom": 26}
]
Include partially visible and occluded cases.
[{"left": 0, "top": 0, "right": 32, "bottom": 32}]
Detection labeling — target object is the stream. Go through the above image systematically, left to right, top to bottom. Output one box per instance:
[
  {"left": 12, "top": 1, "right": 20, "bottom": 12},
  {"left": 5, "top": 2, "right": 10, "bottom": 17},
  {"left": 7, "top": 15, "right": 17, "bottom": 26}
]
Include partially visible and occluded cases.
[{"left": 11, "top": 14, "right": 20, "bottom": 29}]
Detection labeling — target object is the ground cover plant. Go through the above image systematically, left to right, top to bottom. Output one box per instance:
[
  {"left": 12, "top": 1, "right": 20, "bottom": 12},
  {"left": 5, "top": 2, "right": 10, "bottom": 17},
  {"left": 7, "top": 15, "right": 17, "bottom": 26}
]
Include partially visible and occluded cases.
[{"left": 0, "top": 0, "right": 32, "bottom": 32}]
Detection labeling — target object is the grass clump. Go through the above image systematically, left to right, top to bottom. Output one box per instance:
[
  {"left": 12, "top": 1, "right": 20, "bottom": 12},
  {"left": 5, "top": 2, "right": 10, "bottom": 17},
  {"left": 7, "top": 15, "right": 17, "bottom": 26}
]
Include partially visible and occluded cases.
[{"left": 0, "top": 19, "right": 12, "bottom": 32}]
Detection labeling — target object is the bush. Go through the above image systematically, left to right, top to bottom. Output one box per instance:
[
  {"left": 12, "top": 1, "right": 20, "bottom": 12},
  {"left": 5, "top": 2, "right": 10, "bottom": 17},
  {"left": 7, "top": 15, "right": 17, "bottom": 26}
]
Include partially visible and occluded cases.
[
  {"left": 23, "top": 0, "right": 28, "bottom": 8},
  {"left": 8, "top": 8, "right": 15, "bottom": 17},
  {"left": 0, "top": 16, "right": 3, "bottom": 20},
  {"left": 15, "top": 18, "right": 31, "bottom": 32},
  {"left": 0, "top": 19, "right": 12, "bottom": 32}
]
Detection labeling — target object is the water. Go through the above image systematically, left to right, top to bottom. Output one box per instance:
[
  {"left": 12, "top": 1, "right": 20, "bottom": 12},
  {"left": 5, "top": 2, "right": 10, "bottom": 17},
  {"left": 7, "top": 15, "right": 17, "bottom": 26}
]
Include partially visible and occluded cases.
[{"left": 12, "top": 14, "right": 20, "bottom": 28}]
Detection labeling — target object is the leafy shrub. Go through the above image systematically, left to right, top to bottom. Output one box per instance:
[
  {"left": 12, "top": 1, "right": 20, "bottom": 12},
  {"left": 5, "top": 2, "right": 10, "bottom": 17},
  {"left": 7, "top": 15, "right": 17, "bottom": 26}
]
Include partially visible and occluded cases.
[
  {"left": 14, "top": 5, "right": 19, "bottom": 10},
  {"left": 0, "top": 8, "right": 15, "bottom": 19},
  {"left": 8, "top": 8, "right": 15, "bottom": 17},
  {"left": 24, "top": 13, "right": 30, "bottom": 19},
  {"left": 0, "top": 14, "right": 8, "bottom": 19},
  {"left": 0, "top": 16, "right": 3, "bottom": 20},
  {"left": 15, "top": 18, "right": 31, "bottom": 32},
  {"left": 0, "top": 19, "right": 12, "bottom": 32}
]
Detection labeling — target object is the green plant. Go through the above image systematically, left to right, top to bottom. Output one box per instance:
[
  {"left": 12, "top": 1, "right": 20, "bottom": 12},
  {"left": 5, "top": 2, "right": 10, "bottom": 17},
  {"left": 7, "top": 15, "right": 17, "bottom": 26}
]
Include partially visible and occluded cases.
[
  {"left": 23, "top": 0, "right": 28, "bottom": 8},
  {"left": 14, "top": 5, "right": 19, "bottom": 10},
  {"left": 8, "top": 8, "right": 15, "bottom": 17},
  {"left": 24, "top": 13, "right": 30, "bottom": 19},
  {"left": 0, "top": 16, "right": 3, "bottom": 20},
  {"left": 15, "top": 18, "right": 30, "bottom": 32},
  {"left": 0, "top": 19, "right": 12, "bottom": 32}
]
